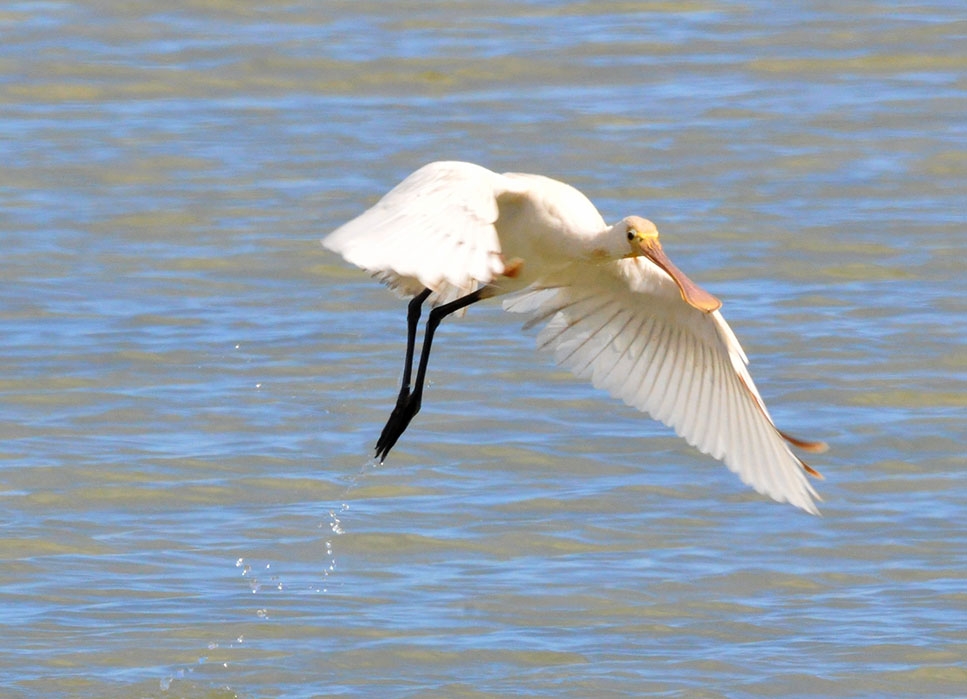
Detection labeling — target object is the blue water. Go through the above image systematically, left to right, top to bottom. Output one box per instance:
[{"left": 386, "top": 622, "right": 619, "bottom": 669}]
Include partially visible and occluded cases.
[{"left": 1, "top": 1, "right": 965, "bottom": 697}]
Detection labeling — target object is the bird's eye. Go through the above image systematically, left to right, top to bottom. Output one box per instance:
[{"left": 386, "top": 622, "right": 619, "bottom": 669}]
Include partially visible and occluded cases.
[{"left": 626, "top": 230, "right": 635, "bottom": 241}]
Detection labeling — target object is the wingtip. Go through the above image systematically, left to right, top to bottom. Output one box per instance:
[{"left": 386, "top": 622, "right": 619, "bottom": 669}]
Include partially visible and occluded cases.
[
  {"left": 778, "top": 429, "right": 829, "bottom": 454},
  {"left": 801, "top": 460, "right": 824, "bottom": 480},
  {"left": 794, "top": 483, "right": 823, "bottom": 516}
]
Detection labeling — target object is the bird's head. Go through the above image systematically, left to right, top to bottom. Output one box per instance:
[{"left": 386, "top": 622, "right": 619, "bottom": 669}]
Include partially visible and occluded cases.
[{"left": 620, "top": 216, "right": 722, "bottom": 313}]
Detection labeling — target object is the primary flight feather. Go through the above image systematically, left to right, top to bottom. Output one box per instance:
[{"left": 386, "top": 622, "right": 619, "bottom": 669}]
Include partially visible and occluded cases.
[{"left": 324, "top": 161, "right": 826, "bottom": 513}]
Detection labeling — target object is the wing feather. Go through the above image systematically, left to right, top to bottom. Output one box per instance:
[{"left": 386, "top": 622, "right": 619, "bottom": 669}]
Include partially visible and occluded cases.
[
  {"left": 323, "top": 161, "right": 511, "bottom": 304},
  {"left": 504, "top": 257, "right": 821, "bottom": 513},
  {"left": 601, "top": 313, "right": 636, "bottom": 402},
  {"left": 675, "top": 332, "right": 701, "bottom": 441}
]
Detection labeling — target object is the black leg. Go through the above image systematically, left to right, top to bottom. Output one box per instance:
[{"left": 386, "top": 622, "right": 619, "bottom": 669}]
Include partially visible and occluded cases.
[
  {"left": 374, "top": 286, "right": 490, "bottom": 463},
  {"left": 375, "top": 288, "right": 431, "bottom": 460},
  {"left": 400, "top": 288, "right": 432, "bottom": 393}
]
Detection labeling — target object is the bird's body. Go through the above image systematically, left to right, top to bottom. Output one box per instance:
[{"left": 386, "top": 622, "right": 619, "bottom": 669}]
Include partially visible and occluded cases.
[
  {"left": 324, "top": 161, "right": 826, "bottom": 514},
  {"left": 326, "top": 162, "right": 604, "bottom": 302}
]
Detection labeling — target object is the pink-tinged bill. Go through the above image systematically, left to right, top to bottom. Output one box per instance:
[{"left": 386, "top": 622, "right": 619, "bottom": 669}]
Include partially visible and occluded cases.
[{"left": 638, "top": 237, "right": 722, "bottom": 312}]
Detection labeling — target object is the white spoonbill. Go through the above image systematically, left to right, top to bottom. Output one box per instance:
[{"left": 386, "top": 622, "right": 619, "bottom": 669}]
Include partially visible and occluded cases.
[{"left": 323, "top": 161, "right": 826, "bottom": 513}]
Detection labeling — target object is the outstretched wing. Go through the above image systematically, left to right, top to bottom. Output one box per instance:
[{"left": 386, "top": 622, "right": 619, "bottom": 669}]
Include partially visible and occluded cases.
[
  {"left": 323, "top": 161, "right": 511, "bottom": 305},
  {"left": 504, "top": 257, "right": 823, "bottom": 514}
]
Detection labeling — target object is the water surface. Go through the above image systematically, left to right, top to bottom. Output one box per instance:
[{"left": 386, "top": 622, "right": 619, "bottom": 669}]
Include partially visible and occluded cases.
[{"left": 1, "top": 1, "right": 965, "bottom": 697}]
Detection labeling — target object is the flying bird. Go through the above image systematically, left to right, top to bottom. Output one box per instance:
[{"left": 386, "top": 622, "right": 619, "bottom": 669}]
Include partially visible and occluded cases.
[{"left": 323, "top": 161, "right": 826, "bottom": 513}]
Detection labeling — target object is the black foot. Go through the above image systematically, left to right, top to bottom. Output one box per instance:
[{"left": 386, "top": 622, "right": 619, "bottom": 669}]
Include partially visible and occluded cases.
[{"left": 374, "top": 391, "right": 421, "bottom": 464}]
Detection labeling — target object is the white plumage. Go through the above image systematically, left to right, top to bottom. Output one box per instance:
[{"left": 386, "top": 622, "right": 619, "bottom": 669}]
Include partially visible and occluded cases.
[{"left": 324, "top": 161, "right": 826, "bottom": 514}]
